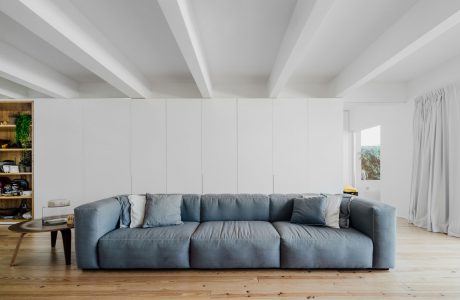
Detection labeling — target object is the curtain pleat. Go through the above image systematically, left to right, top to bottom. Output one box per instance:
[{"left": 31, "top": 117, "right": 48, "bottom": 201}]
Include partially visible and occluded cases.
[{"left": 409, "top": 85, "right": 459, "bottom": 237}]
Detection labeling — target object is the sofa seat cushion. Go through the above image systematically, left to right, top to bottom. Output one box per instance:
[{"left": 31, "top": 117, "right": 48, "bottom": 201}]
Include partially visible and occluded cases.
[
  {"left": 191, "top": 221, "right": 280, "bottom": 268},
  {"left": 98, "top": 222, "right": 199, "bottom": 269},
  {"left": 273, "top": 222, "right": 373, "bottom": 268}
]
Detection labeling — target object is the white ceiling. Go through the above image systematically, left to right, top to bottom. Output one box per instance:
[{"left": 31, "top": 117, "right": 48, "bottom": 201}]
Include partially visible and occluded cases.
[
  {"left": 0, "top": 0, "right": 459, "bottom": 99},
  {"left": 69, "top": 0, "right": 194, "bottom": 83},
  {"left": 191, "top": 0, "right": 297, "bottom": 83},
  {"left": 290, "top": 0, "right": 417, "bottom": 83},
  {"left": 0, "top": 11, "right": 100, "bottom": 83},
  {"left": 375, "top": 22, "right": 460, "bottom": 82}
]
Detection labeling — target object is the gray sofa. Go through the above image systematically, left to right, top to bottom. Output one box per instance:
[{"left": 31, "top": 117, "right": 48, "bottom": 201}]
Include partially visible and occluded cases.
[{"left": 75, "top": 194, "right": 396, "bottom": 269}]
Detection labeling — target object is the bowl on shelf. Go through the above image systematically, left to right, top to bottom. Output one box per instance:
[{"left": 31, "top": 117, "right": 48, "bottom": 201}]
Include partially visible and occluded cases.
[
  {"left": 21, "top": 190, "right": 32, "bottom": 196},
  {"left": 0, "top": 208, "right": 19, "bottom": 217}
]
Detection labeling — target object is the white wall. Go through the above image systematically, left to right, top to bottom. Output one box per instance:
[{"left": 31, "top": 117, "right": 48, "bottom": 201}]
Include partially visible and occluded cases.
[
  {"left": 408, "top": 54, "right": 460, "bottom": 99},
  {"left": 33, "top": 98, "right": 343, "bottom": 217},
  {"left": 348, "top": 102, "right": 413, "bottom": 218}
]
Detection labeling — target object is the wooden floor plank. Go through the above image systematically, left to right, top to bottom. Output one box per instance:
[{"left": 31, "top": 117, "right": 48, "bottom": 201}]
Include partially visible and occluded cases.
[{"left": 0, "top": 218, "right": 459, "bottom": 299}]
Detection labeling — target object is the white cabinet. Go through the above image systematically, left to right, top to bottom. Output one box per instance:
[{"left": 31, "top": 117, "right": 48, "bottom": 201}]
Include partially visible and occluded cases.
[
  {"left": 34, "top": 99, "right": 84, "bottom": 217},
  {"left": 82, "top": 99, "right": 131, "bottom": 201},
  {"left": 131, "top": 99, "right": 166, "bottom": 194},
  {"left": 166, "top": 99, "right": 202, "bottom": 193},
  {"left": 202, "top": 99, "right": 237, "bottom": 193},
  {"left": 237, "top": 99, "right": 273, "bottom": 193},
  {"left": 273, "top": 99, "right": 309, "bottom": 193},
  {"left": 307, "top": 99, "right": 343, "bottom": 194}
]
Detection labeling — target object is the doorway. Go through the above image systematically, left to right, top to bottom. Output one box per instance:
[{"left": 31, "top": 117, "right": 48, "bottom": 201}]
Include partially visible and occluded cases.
[{"left": 354, "top": 126, "right": 381, "bottom": 201}]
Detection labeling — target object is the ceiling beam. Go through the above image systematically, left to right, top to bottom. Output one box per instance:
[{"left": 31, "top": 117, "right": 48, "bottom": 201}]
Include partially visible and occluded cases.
[
  {"left": 0, "top": 0, "right": 153, "bottom": 98},
  {"left": 158, "top": 0, "right": 213, "bottom": 98},
  {"left": 268, "top": 0, "right": 336, "bottom": 98},
  {"left": 333, "top": 0, "right": 460, "bottom": 97},
  {"left": 0, "top": 41, "right": 79, "bottom": 98},
  {"left": 0, "top": 77, "right": 28, "bottom": 99}
]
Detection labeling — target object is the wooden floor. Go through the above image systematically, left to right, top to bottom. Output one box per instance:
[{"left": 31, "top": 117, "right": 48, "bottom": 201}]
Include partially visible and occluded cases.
[{"left": 0, "top": 218, "right": 459, "bottom": 300}]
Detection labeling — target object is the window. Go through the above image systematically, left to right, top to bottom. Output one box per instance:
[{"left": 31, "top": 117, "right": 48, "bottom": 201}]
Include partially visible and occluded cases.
[{"left": 360, "top": 126, "right": 381, "bottom": 180}]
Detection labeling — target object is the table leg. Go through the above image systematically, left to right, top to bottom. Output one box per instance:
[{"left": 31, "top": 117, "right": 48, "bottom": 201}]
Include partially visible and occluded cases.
[
  {"left": 60, "top": 229, "right": 71, "bottom": 265},
  {"left": 51, "top": 231, "right": 57, "bottom": 248},
  {"left": 10, "top": 233, "right": 26, "bottom": 266}
]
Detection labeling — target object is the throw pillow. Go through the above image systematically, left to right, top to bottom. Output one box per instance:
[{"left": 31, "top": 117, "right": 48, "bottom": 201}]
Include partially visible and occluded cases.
[
  {"left": 128, "top": 194, "right": 147, "bottom": 228},
  {"left": 143, "top": 194, "right": 183, "bottom": 228},
  {"left": 321, "top": 194, "right": 341, "bottom": 229},
  {"left": 116, "top": 195, "right": 131, "bottom": 228},
  {"left": 339, "top": 195, "right": 354, "bottom": 228},
  {"left": 290, "top": 196, "right": 326, "bottom": 225}
]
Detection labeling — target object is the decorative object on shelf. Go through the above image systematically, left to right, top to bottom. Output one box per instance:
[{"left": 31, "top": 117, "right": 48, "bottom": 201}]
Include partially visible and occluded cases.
[
  {"left": 9, "top": 113, "right": 18, "bottom": 126},
  {"left": 15, "top": 113, "right": 32, "bottom": 148},
  {"left": 19, "top": 151, "right": 32, "bottom": 172},
  {"left": 0, "top": 160, "right": 15, "bottom": 173},
  {"left": 9, "top": 165, "right": 19, "bottom": 173},
  {"left": 0, "top": 177, "right": 11, "bottom": 193},
  {"left": 11, "top": 178, "right": 29, "bottom": 190},
  {"left": 21, "top": 190, "right": 32, "bottom": 196},
  {"left": 18, "top": 199, "right": 30, "bottom": 216},
  {"left": 48, "top": 199, "right": 70, "bottom": 207},
  {"left": 42, "top": 200, "right": 72, "bottom": 226},
  {"left": 67, "top": 214, "right": 75, "bottom": 226}
]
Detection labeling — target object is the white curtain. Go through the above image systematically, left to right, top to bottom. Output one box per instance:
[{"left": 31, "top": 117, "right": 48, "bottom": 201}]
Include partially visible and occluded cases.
[{"left": 409, "top": 84, "right": 460, "bottom": 237}]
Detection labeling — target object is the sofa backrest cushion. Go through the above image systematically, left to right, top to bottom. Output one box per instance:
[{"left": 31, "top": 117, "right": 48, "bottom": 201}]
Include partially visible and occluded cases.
[
  {"left": 181, "top": 194, "right": 201, "bottom": 222},
  {"left": 200, "top": 194, "right": 269, "bottom": 221},
  {"left": 269, "top": 194, "right": 302, "bottom": 221}
]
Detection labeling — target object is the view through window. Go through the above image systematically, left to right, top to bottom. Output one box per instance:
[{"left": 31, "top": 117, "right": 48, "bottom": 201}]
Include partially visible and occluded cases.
[{"left": 360, "top": 126, "right": 381, "bottom": 180}]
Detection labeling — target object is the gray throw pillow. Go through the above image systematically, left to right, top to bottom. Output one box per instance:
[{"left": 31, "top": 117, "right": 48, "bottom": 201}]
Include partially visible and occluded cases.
[
  {"left": 143, "top": 194, "right": 183, "bottom": 228},
  {"left": 339, "top": 194, "right": 354, "bottom": 228},
  {"left": 116, "top": 195, "right": 131, "bottom": 228},
  {"left": 290, "top": 196, "right": 326, "bottom": 225}
]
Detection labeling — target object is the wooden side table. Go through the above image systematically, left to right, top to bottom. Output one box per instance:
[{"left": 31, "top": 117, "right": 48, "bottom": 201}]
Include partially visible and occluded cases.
[{"left": 8, "top": 219, "right": 74, "bottom": 266}]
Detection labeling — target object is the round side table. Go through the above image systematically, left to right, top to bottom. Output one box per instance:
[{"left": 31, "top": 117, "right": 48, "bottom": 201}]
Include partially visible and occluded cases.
[{"left": 8, "top": 219, "right": 74, "bottom": 266}]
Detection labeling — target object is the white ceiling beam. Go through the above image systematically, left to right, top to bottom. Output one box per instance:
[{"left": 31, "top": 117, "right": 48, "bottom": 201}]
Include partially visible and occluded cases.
[
  {"left": 0, "top": 0, "right": 153, "bottom": 98},
  {"left": 158, "top": 0, "right": 213, "bottom": 98},
  {"left": 268, "top": 0, "right": 336, "bottom": 98},
  {"left": 333, "top": 0, "right": 460, "bottom": 97},
  {"left": 0, "top": 41, "right": 79, "bottom": 98},
  {"left": 0, "top": 77, "right": 28, "bottom": 99}
]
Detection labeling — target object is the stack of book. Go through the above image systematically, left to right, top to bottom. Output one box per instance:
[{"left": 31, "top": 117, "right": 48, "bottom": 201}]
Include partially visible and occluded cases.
[{"left": 42, "top": 199, "right": 72, "bottom": 226}]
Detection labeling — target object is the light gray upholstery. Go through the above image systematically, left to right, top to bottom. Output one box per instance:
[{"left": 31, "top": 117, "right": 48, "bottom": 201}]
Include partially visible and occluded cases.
[
  {"left": 75, "top": 194, "right": 396, "bottom": 270},
  {"left": 200, "top": 194, "right": 269, "bottom": 221},
  {"left": 75, "top": 197, "right": 121, "bottom": 269},
  {"left": 350, "top": 198, "right": 396, "bottom": 269},
  {"left": 191, "top": 221, "right": 280, "bottom": 268},
  {"left": 273, "top": 221, "right": 373, "bottom": 268},
  {"left": 98, "top": 222, "right": 199, "bottom": 269}
]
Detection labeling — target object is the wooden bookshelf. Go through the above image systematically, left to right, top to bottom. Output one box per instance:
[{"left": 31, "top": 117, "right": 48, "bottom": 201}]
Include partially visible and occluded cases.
[{"left": 0, "top": 101, "right": 34, "bottom": 223}]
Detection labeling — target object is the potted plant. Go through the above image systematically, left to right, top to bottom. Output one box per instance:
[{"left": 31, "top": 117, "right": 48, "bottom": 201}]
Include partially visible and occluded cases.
[
  {"left": 15, "top": 114, "right": 31, "bottom": 148},
  {"left": 16, "top": 114, "right": 32, "bottom": 172}
]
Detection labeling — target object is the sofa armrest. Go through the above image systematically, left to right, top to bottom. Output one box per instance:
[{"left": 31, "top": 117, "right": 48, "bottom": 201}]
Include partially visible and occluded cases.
[
  {"left": 75, "top": 197, "right": 121, "bottom": 269},
  {"left": 349, "top": 198, "right": 396, "bottom": 269}
]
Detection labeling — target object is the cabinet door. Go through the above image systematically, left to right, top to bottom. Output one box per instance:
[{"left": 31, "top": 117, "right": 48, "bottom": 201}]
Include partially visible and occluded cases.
[
  {"left": 34, "top": 99, "right": 84, "bottom": 217},
  {"left": 83, "top": 99, "right": 131, "bottom": 201},
  {"left": 131, "top": 99, "right": 166, "bottom": 194},
  {"left": 167, "top": 99, "right": 202, "bottom": 193},
  {"left": 202, "top": 99, "right": 237, "bottom": 193},
  {"left": 237, "top": 99, "right": 273, "bottom": 193},
  {"left": 273, "top": 99, "right": 309, "bottom": 193},
  {"left": 308, "top": 99, "right": 343, "bottom": 194}
]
